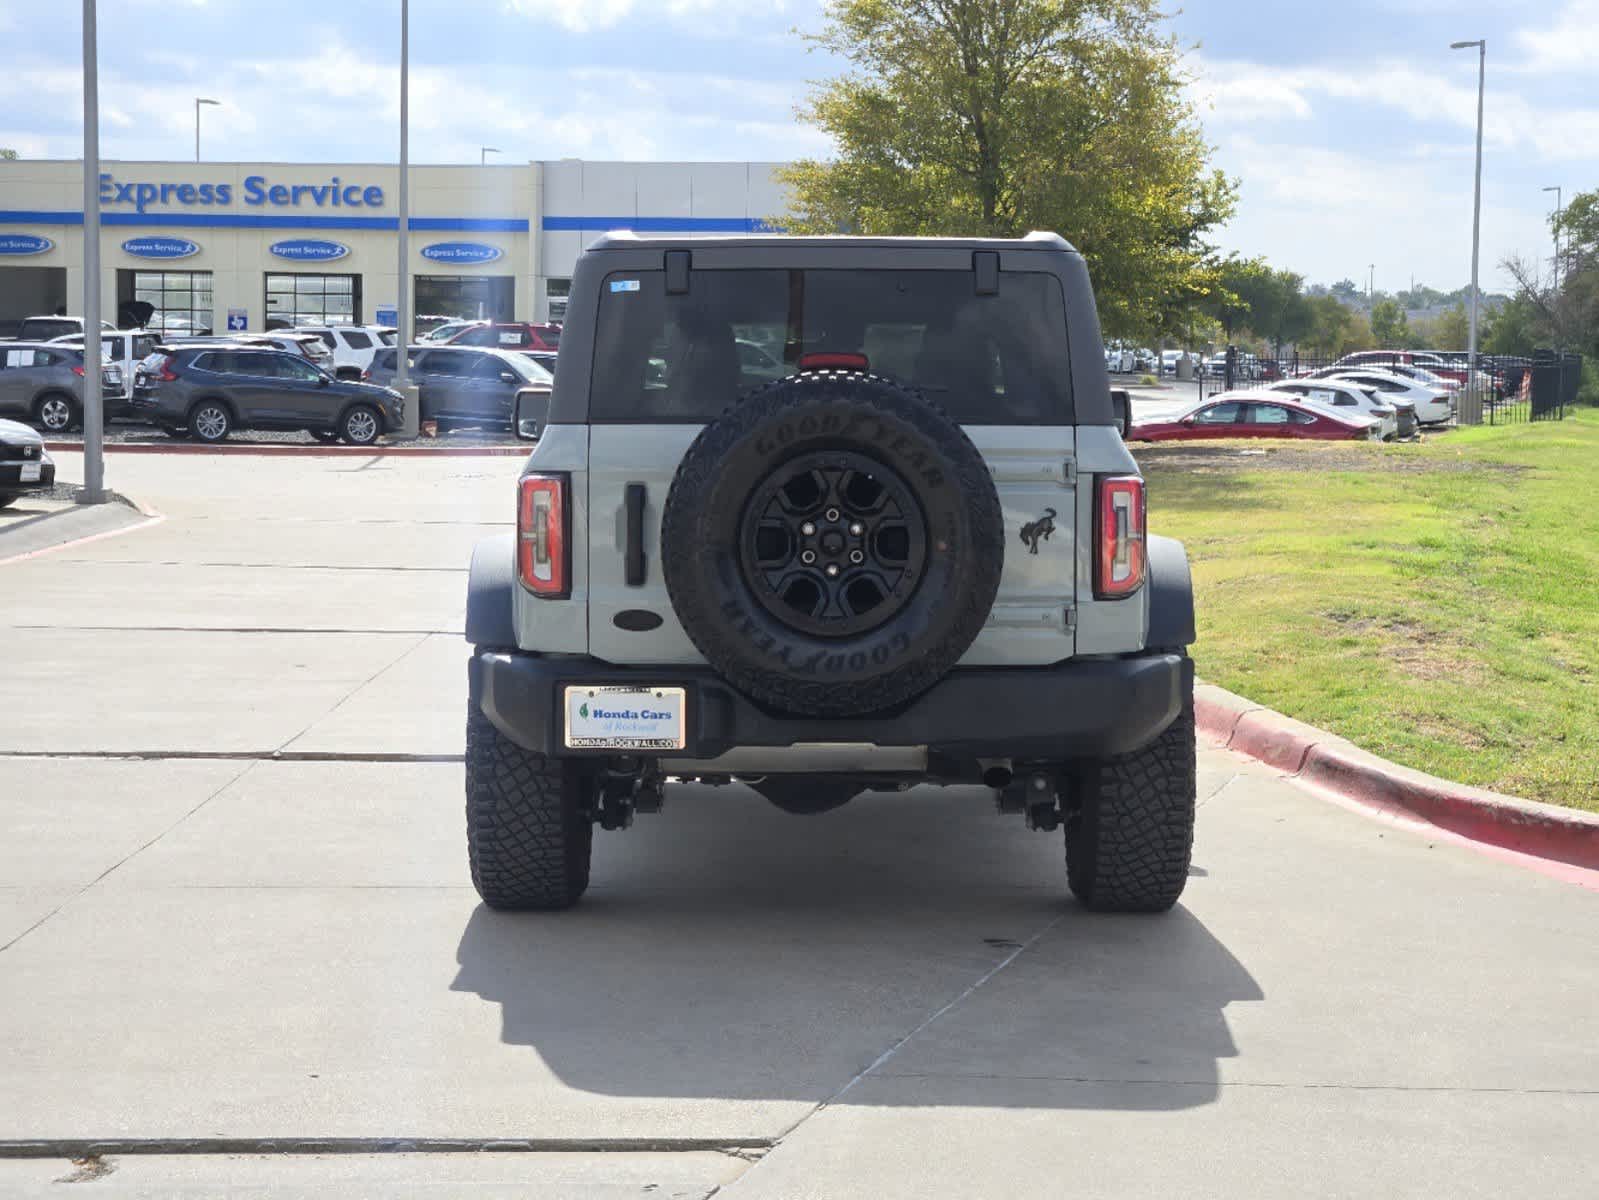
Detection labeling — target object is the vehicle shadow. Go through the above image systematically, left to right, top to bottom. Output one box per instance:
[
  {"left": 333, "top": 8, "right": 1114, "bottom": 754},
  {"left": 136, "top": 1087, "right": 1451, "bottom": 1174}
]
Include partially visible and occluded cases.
[{"left": 450, "top": 784, "right": 1261, "bottom": 1113}]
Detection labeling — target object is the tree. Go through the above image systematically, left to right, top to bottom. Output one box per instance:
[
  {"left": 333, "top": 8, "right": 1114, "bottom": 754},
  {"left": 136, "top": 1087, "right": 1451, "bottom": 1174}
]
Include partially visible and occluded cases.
[
  {"left": 779, "top": 0, "right": 1237, "bottom": 339},
  {"left": 0, "top": 148, "right": 18, "bottom": 160},
  {"left": 1330, "top": 278, "right": 1359, "bottom": 299},
  {"left": 1482, "top": 293, "right": 1539, "bottom": 356},
  {"left": 1369, "top": 298, "right": 1408, "bottom": 347},
  {"left": 1432, "top": 303, "right": 1469, "bottom": 351}
]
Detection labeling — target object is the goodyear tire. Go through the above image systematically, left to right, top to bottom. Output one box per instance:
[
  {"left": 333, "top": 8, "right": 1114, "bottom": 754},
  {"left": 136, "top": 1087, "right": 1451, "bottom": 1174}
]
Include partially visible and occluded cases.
[
  {"left": 660, "top": 371, "right": 1003, "bottom": 718},
  {"left": 1065, "top": 684, "right": 1196, "bottom": 913},
  {"left": 465, "top": 704, "right": 593, "bottom": 911}
]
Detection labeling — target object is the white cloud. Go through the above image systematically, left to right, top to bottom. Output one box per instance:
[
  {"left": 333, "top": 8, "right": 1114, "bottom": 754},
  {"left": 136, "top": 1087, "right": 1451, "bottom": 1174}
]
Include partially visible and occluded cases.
[
  {"left": 502, "top": 0, "right": 794, "bottom": 34},
  {"left": 1512, "top": 0, "right": 1599, "bottom": 73}
]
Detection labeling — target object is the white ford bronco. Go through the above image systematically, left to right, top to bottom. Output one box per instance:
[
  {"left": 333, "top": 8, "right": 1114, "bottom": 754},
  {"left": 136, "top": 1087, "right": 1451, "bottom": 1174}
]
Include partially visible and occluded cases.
[{"left": 465, "top": 233, "right": 1197, "bottom": 913}]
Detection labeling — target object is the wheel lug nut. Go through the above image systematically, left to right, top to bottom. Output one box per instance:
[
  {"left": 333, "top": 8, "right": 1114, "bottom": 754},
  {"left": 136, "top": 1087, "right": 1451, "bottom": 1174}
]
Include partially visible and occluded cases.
[
  {"left": 825, "top": 508, "right": 841, "bottom": 522},
  {"left": 801, "top": 522, "right": 816, "bottom": 536},
  {"left": 849, "top": 522, "right": 864, "bottom": 536},
  {"left": 801, "top": 550, "right": 817, "bottom": 564},
  {"left": 849, "top": 550, "right": 865, "bottom": 564},
  {"left": 825, "top": 563, "right": 841, "bottom": 578}
]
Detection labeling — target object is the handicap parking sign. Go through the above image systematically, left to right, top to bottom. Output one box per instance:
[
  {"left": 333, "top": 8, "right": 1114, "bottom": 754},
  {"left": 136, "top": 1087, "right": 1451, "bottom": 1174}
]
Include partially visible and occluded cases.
[{"left": 227, "top": 308, "right": 248, "bottom": 331}]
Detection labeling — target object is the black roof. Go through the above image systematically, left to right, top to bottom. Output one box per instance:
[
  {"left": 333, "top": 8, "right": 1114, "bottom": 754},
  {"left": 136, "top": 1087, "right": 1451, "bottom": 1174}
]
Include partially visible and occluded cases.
[{"left": 586, "top": 230, "right": 1077, "bottom": 254}]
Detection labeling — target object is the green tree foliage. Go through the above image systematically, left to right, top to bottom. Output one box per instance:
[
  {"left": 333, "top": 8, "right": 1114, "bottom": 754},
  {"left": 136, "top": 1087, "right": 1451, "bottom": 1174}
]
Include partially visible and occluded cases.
[
  {"left": 778, "top": 0, "right": 1237, "bottom": 339},
  {"left": 0, "top": 148, "right": 18, "bottom": 160},
  {"left": 1483, "top": 293, "right": 1539, "bottom": 356},
  {"left": 1369, "top": 298, "right": 1409, "bottom": 348},
  {"left": 1432, "top": 303, "right": 1470, "bottom": 350}
]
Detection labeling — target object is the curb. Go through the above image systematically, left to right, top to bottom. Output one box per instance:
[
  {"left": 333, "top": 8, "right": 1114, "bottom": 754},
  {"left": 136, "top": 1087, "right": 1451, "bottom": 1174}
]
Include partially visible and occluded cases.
[
  {"left": 45, "top": 441, "right": 528, "bottom": 458},
  {"left": 1195, "top": 682, "right": 1599, "bottom": 873}
]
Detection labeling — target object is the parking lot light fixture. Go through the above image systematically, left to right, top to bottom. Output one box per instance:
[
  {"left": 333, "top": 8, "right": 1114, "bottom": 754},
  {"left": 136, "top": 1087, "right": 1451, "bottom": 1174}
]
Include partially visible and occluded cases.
[
  {"left": 79, "top": 0, "right": 104, "bottom": 504},
  {"left": 1451, "top": 39, "right": 1485, "bottom": 424},
  {"left": 194, "top": 97, "right": 220, "bottom": 162},
  {"left": 481, "top": 146, "right": 500, "bottom": 165}
]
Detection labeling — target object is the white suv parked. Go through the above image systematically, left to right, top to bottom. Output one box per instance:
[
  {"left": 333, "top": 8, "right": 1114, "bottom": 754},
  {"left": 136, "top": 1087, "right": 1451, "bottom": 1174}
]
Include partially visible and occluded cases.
[{"left": 289, "top": 325, "right": 398, "bottom": 380}]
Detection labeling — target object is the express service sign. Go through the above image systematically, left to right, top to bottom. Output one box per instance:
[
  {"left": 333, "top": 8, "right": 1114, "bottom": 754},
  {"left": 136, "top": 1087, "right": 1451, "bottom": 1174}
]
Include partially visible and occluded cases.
[
  {"left": 0, "top": 234, "right": 54, "bottom": 256},
  {"left": 122, "top": 236, "right": 200, "bottom": 260},
  {"left": 269, "top": 238, "right": 350, "bottom": 263},
  {"left": 421, "top": 241, "right": 503, "bottom": 265}
]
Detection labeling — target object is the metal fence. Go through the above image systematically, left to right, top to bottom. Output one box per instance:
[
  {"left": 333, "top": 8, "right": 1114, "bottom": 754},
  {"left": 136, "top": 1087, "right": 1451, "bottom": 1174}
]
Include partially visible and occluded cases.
[{"left": 1192, "top": 348, "right": 1581, "bottom": 426}]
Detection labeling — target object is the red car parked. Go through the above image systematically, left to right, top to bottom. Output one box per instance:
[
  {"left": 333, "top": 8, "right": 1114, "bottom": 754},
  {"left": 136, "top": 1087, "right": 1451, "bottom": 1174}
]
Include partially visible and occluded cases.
[
  {"left": 443, "top": 322, "right": 561, "bottom": 352},
  {"left": 1129, "top": 390, "right": 1381, "bottom": 442}
]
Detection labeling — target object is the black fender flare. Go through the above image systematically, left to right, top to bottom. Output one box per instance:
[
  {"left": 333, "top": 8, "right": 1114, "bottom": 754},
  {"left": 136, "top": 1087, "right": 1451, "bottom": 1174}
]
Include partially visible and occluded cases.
[
  {"left": 465, "top": 533, "right": 517, "bottom": 649},
  {"left": 1145, "top": 534, "right": 1196, "bottom": 650}
]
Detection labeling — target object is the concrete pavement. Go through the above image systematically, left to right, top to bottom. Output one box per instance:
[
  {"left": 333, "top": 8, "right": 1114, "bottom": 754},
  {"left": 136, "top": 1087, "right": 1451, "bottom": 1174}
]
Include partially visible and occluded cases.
[{"left": 1, "top": 449, "right": 1594, "bottom": 1197}]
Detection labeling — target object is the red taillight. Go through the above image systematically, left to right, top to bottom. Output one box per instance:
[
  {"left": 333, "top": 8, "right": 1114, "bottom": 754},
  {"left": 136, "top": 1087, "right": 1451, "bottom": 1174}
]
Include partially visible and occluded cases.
[
  {"left": 798, "top": 352, "right": 869, "bottom": 372},
  {"left": 155, "top": 355, "right": 179, "bottom": 382},
  {"left": 71, "top": 365, "right": 86, "bottom": 377},
  {"left": 360, "top": 368, "right": 371, "bottom": 381},
  {"left": 518, "top": 474, "right": 569, "bottom": 598},
  {"left": 1095, "top": 475, "right": 1146, "bottom": 599}
]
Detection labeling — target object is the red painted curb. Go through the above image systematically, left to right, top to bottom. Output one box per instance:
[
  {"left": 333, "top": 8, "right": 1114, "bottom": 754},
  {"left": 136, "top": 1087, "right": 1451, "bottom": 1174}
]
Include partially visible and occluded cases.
[
  {"left": 45, "top": 441, "right": 528, "bottom": 458},
  {"left": 1194, "top": 685, "right": 1599, "bottom": 872}
]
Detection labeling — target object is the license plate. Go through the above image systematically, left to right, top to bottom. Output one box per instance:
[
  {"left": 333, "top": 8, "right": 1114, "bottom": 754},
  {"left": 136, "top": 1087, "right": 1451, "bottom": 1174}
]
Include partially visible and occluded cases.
[
  {"left": 20, "top": 462, "right": 41, "bottom": 482},
  {"left": 564, "top": 685, "right": 686, "bottom": 751}
]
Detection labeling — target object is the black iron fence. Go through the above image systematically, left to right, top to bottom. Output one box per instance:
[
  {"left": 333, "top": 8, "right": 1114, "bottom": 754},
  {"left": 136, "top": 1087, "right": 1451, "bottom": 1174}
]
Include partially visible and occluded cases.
[{"left": 1192, "top": 347, "right": 1581, "bottom": 426}]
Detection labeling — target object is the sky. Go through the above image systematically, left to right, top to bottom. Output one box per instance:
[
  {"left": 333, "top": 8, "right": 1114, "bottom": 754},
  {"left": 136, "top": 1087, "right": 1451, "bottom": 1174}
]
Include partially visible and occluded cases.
[{"left": 0, "top": 0, "right": 1593, "bottom": 292}]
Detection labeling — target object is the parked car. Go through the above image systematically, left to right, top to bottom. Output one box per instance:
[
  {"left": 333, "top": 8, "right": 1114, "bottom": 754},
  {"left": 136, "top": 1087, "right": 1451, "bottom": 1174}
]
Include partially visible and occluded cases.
[
  {"left": 12, "top": 315, "right": 118, "bottom": 343},
  {"left": 416, "top": 317, "right": 481, "bottom": 343},
  {"left": 443, "top": 321, "right": 562, "bottom": 352},
  {"left": 288, "top": 325, "right": 398, "bottom": 380},
  {"left": 50, "top": 330, "right": 161, "bottom": 418},
  {"left": 158, "top": 332, "right": 336, "bottom": 373},
  {"left": 0, "top": 342, "right": 123, "bottom": 433},
  {"left": 1104, "top": 342, "right": 1136, "bottom": 373},
  {"left": 130, "top": 345, "right": 404, "bottom": 445},
  {"left": 365, "top": 345, "right": 551, "bottom": 430},
  {"left": 1132, "top": 347, "right": 1156, "bottom": 372},
  {"left": 518, "top": 349, "right": 559, "bottom": 377},
  {"left": 1160, "top": 350, "right": 1201, "bottom": 376},
  {"left": 1325, "top": 369, "right": 1452, "bottom": 426},
  {"left": 1266, "top": 378, "right": 1413, "bottom": 440},
  {"left": 1129, "top": 390, "right": 1381, "bottom": 442},
  {"left": 0, "top": 417, "right": 55, "bottom": 508}
]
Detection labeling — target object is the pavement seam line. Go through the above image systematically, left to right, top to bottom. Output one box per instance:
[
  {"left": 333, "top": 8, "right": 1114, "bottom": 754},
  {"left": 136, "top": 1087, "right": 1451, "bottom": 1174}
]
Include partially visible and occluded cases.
[
  {"left": 274, "top": 632, "right": 434, "bottom": 755},
  {"left": 0, "top": 758, "right": 258, "bottom": 957},
  {"left": 827, "top": 910, "right": 1067, "bottom": 1108},
  {"left": 867, "top": 1072, "right": 1599, "bottom": 1096},
  {"left": 0, "top": 1137, "right": 776, "bottom": 1159}
]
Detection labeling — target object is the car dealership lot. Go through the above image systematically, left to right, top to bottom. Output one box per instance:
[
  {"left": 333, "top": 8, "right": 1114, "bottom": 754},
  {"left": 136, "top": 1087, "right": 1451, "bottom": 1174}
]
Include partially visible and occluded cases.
[{"left": 0, "top": 451, "right": 1594, "bottom": 1197}]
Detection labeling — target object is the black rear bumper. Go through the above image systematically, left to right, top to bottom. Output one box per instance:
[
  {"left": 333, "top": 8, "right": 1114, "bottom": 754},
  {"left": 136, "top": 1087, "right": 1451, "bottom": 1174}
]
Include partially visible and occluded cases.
[{"left": 470, "top": 651, "right": 1191, "bottom": 764}]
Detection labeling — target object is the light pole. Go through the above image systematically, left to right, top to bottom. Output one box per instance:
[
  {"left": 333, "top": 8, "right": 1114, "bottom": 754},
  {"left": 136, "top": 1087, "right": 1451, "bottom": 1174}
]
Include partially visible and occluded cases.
[
  {"left": 79, "top": 0, "right": 104, "bottom": 504},
  {"left": 394, "top": 0, "right": 416, "bottom": 436},
  {"left": 1451, "top": 38, "right": 1485, "bottom": 423},
  {"left": 194, "top": 97, "right": 219, "bottom": 162},
  {"left": 480, "top": 146, "right": 500, "bottom": 165},
  {"left": 1542, "top": 185, "right": 1562, "bottom": 289},
  {"left": 1367, "top": 264, "right": 1374, "bottom": 301}
]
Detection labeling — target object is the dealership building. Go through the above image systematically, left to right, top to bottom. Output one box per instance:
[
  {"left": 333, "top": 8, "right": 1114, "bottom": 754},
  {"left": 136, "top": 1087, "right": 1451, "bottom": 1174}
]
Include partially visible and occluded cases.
[{"left": 0, "top": 159, "right": 788, "bottom": 334}]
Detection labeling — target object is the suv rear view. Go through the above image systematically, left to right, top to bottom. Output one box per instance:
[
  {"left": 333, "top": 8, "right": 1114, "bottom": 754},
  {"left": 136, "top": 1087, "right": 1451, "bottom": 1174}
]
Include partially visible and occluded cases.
[{"left": 464, "top": 233, "right": 1196, "bottom": 915}]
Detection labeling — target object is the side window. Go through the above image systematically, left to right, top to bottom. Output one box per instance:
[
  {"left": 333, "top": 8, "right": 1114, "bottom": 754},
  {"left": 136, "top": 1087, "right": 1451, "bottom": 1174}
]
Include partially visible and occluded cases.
[
  {"left": 452, "top": 327, "right": 493, "bottom": 347},
  {"left": 496, "top": 329, "right": 531, "bottom": 348},
  {"left": 311, "top": 330, "right": 336, "bottom": 350},
  {"left": 342, "top": 330, "right": 372, "bottom": 350},
  {"left": 5, "top": 349, "right": 36, "bottom": 367},
  {"left": 372, "top": 349, "right": 395, "bottom": 371},
  {"left": 423, "top": 350, "right": 473, "bottom": 377},
  {"left": 195, "top": 352, "right": 233, "bottom": 374},
  {"left": 471, "top": 354, "right": 510, "bottom": 380},
  {"left": 1306, "top": 388, "right": 1347, "bottom": 406},
  {"left": 1195, "top": 402, "right": 1242, "bottom": 424},
  {"left": 1250, "top": 404, "right": 1292, "bottom": 425},
  {"left": 1287, "top": 408, "right": 1318, "bottom": 425}
]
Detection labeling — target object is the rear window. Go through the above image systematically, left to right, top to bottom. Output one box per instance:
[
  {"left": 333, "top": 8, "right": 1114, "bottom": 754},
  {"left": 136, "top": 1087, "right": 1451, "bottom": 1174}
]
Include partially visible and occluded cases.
[
  {"left": 589, "top": 268, "right": 1071, "bottom": 424},
  {"left": 534, "top": 325, "right": 561, "bottom": 348},
  {"left": 372, "top": 349, "right": 396, "bottom": 371}
]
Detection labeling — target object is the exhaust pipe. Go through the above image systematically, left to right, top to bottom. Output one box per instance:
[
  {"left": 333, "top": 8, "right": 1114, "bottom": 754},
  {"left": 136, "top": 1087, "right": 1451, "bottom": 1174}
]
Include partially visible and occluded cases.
[{"left": 980, "top": 760, "right": 1014, "bottom": 789}]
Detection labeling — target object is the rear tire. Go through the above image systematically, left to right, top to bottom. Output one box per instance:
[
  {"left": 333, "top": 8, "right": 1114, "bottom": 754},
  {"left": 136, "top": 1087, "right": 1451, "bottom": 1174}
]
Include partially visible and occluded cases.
[
  {"left": 34, "top": 393, "right": 78, "bottom": 435},
  {"left": 189, "top": 401, "right": 231, "bottom": 443},
  {"left": 0, "top": 494, "right": 18, "bottom": 509},
  {"left": 1065, "top": 686, "right": 1196, "bottom": 913},
  {"left": 465, "top": 704, "right": 593, "bottom": 911}
]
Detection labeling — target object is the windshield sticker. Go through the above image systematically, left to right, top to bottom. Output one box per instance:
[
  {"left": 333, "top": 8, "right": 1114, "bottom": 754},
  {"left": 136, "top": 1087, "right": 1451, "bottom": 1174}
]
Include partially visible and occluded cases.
[{"left": 610, "top": 279, "right": 641, "bottom": 293}]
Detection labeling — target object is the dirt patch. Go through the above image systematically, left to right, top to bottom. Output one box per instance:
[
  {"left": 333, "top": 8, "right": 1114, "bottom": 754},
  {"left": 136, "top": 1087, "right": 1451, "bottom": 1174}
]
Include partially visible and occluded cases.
[
  {"left": 1133, "top": 443, "right": 1531, "bottom": 476},
  {"left": 1324, "top": 612, "right": 1482, "bottom": 684}
]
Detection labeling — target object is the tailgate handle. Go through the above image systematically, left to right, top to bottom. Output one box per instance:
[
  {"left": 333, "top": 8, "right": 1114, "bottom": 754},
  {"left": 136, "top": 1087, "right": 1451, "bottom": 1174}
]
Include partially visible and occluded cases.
[{"left": 624, "top": 482, "right": 647, "bottom": 586}]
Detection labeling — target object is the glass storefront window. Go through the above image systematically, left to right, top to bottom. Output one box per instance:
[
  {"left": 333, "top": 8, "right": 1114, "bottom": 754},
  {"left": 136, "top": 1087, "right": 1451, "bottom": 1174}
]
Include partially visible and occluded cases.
[
  {"left": 124, "top": 270, "right": 213, "bottom": 334},
  {"left": 265, "top": 273, "right": 361, "bottom": 329}
]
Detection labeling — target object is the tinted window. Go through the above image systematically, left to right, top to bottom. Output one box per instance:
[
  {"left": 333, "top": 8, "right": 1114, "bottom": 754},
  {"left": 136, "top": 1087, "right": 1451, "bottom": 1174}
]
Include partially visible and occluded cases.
[
  {"left": 589, "top": 268, "right": 1071, "bottom": 424},
  {"left": 534, "top": 325, "right": 561, "bottom": 348},
  {"left": 450, "top": 327, "right": 495, "bottom": 347},
  {"left": 342, "top": 330, "right": 373, "bottom": 350},
  {"left": 372, "top": 349, "right": 396, "bottom": 371},
  {"left": 418, "top": 350, "right": 475, "bottom": 376},
  {"left": 194, "top": 352, "right": 241, "bottom": 375},
  {"left": 471, "top": 354, "right": 511, "bottom": 380},
  {"left": 1194, "top": 403, "right": 1242, "bottom": 424},
  {"left": 1287, "top": 408, "right": 1318, "bottom": 425}
]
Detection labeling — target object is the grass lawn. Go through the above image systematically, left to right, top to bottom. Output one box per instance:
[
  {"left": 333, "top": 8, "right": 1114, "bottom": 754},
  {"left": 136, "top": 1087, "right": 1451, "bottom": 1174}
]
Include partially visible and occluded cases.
[{"left": 1135, "top": 408, "right": 1599, "bottom": 813}]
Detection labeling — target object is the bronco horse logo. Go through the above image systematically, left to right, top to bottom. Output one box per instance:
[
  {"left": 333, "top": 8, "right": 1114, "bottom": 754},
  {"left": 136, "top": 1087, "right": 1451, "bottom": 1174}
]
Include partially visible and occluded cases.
[{"left": 1019, "top": 508, "right": 1057, "bottom": 555}]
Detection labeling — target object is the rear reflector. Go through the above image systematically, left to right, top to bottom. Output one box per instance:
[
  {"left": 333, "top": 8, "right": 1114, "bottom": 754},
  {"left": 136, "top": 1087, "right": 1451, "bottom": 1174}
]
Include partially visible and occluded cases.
[
  {"left": 798, "top": 352, "right": 868, "bottom": 372},
  {"left": 518, "top": 473, "right": 569, "bottom": 598},
  {"left": 1095, "top": 475, "right": 1146, "bottom": 600}
]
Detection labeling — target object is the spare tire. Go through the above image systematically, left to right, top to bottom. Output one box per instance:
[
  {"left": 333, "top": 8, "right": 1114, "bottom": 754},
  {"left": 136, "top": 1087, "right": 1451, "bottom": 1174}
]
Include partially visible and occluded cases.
[{"left": 661, "top": 371, "right": 1003, "bottom": 718}]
